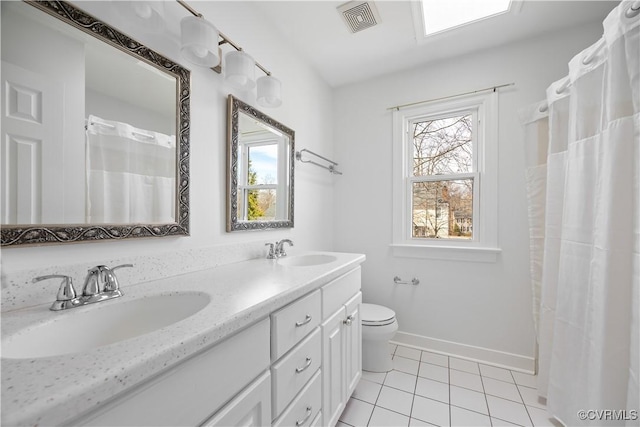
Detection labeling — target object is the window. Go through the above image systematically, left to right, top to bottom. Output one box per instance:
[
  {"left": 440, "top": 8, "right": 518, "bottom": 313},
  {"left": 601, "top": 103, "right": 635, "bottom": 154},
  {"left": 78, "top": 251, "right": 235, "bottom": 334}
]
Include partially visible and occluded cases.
[
  {"left": 412, "top": 0, "right": 513, "bottom": 41},
  {"left": 392, "top": 92, "right": 500, "bottom": 262},
  {"left": 411, "top": 113, "right": 475, "bottom": 240},
  {"left": 237, "top": 129, "right": 289, "bottom": 222},
  {"left": 238, "top": 142, "right": 278, "bottom": 221}
]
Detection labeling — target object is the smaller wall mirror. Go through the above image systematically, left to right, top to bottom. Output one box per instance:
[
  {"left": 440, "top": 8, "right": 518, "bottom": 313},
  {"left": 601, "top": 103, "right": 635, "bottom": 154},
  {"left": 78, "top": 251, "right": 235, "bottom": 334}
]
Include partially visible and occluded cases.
[{"left": 227, "top": 95, "right": 294, "bottom": 231}]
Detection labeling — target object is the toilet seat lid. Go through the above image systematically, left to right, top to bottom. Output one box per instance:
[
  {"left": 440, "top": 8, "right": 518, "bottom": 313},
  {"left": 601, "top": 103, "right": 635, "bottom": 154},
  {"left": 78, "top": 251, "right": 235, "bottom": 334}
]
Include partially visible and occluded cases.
[{"left": 362, "top": 303, "right": 396, "bottom": 326}]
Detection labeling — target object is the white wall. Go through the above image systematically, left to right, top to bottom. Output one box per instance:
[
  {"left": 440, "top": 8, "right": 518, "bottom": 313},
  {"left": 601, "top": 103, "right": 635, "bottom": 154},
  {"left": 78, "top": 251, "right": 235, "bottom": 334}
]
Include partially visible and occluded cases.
[
  {"left": 1, "top": 1, "right": 335, "bottom": 273},
  {"left": 332, "top": 22, "right": 604, "bottom": 368}
]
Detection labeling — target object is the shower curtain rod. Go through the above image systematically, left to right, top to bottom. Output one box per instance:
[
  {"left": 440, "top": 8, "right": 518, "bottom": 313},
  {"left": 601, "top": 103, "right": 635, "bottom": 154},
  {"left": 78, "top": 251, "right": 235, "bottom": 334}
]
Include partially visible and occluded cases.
[
  {"left": 387, "top": 82, "right": 515, "bottom": 111},
  {"left": 85, "top": 118, "right": 156, "bottom": 140}
]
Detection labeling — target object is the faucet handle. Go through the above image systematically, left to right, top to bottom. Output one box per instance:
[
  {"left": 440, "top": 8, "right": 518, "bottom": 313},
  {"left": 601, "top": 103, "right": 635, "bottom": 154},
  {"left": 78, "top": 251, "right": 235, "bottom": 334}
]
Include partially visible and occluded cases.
[
  {"left": 265, "top": 243, "right": 276, "bottom": 259},
  {"left": 103, "top": 264, "right": 134, "bottom": 292},
  {"left": 82, "top": 266, "right": 103, "bottom": 297},
  {"left": 33, "top": 275, "right": 79, "bottom": 311}
]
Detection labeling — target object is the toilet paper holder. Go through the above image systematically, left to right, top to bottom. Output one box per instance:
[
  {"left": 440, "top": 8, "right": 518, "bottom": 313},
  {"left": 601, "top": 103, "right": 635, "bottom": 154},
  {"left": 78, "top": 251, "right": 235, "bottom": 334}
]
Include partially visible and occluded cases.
[{"left": 393, "top": 276, "right": 420, "bottom": 286}]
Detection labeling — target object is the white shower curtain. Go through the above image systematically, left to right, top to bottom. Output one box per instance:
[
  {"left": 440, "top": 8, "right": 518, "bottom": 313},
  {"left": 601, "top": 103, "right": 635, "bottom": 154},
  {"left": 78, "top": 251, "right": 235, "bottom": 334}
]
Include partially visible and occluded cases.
[
  {"left": 520, "top": 2, "right": 639, "bottom": 426},
  {"left": 86, "top": 115, "right": 176, "bottom": 224}
]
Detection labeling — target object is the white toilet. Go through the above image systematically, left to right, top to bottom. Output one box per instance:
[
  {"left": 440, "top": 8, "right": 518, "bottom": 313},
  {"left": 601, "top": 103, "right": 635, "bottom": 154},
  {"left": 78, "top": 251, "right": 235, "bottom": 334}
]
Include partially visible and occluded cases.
[{"left": 361, "top": 303, "right": 398, "bottom": 372}]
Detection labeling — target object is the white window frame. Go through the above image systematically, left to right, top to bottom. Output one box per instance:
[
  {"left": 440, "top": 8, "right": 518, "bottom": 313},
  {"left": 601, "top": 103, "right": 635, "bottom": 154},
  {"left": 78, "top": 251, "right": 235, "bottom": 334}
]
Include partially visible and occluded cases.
[
  {"left": 391, "top": 91, "right": 501, "bottom": 262},
  {"left": 238, "top": 134, "right": 288, "bottom": 221}
]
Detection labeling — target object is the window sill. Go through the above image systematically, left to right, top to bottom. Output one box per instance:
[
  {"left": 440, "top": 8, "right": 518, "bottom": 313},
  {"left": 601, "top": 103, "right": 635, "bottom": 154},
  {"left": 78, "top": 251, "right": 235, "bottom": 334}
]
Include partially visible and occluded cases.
[{"left": 390, "top": 244, "right": 501, "bottom": 263}]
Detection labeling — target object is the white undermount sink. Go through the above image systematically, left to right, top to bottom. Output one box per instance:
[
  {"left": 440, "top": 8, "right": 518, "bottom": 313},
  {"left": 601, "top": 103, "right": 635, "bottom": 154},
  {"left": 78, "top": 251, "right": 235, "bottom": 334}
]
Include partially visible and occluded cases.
[
  {"left": 277, "top": 254, "right": 337, "bottom": 267},
  {"left": 2, "top": 292, "right": 210, "bottom": 359}
]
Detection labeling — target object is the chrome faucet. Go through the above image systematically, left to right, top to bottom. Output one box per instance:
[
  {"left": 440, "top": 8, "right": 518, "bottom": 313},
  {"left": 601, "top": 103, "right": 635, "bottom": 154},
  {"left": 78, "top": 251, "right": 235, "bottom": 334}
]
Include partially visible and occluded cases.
[
  {"left": 275, "top": 239, "right": 293, "bottom": 257},
  {"left": 34, "top": 264, "right": 133, "bottom": 311},
  {"left": 82, "top": 264, "right": 133, "bottom": 304}
]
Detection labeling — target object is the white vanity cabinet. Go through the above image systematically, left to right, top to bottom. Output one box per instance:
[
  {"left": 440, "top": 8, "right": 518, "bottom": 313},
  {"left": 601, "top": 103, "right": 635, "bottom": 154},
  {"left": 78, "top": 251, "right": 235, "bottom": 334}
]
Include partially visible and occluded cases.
[
  {"left": 57, "top": 264, "right": 362, "bottom": 427},
  {"left": 271, "top": 266, "right": 362, "bottom": 427},
  {"left": 321, "top": 268, "right": 363, "bottom": 427}
]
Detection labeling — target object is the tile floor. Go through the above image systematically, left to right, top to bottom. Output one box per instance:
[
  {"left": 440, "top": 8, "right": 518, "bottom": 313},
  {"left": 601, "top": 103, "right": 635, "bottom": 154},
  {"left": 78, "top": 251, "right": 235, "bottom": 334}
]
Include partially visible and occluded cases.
[{"left": 337, "top": 344, "right": 562, "bottom": 427}]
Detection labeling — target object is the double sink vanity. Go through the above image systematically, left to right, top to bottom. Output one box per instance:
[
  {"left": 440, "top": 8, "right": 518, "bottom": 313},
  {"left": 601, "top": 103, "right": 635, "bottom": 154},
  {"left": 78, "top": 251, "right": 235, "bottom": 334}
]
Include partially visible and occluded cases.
[{"left": 1, "top": 251, "right": 365, "bottom": 427}]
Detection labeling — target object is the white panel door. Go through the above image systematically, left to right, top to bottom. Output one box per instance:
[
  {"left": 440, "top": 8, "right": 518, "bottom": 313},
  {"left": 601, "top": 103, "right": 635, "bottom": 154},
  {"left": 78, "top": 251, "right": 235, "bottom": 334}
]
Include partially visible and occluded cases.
[
  {"left": 1, "top": 61, "right": 64, "bottom": 224},
  {"left": 344, "top": 292, "right": 362, "bottom": 397},
  {"left": 321, "top": 307, "right": 346, "bottom": 427}
]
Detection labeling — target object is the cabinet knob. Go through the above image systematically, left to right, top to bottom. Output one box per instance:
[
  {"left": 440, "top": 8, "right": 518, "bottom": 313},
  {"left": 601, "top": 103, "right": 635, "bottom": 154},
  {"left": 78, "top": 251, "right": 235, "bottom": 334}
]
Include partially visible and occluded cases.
[
  {"left": 295, "top": 314, "right": 312, "bottom": 327},
  {"left": 343, "top": 315, "right": 354, "bottom": 326},
  {"left": 295, "top": 357, "right": 312, "bottom": 373},
  {"left": 295, "top": 406, "right": 313, "bottom": 426}
]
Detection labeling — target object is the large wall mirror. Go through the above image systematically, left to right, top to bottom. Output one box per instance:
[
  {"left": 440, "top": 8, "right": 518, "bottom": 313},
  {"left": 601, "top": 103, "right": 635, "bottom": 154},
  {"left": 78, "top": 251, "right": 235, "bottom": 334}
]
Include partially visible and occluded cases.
[
  {"left": 1, "top": 1, "right": 190, "bottom": 247},
  {"left": 227, "top": 95, "right": 294, "bottom": 231}
]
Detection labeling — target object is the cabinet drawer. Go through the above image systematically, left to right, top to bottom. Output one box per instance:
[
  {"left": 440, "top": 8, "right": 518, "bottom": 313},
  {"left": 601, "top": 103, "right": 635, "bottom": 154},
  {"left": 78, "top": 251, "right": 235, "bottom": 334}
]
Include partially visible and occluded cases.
[
  {"left": 322, "top": 267, "right": 361, "bottom": 319},
  {"left": 271, "top": 289, "right": 321, "bottom": 360},
  {"left": 74, "top": 319, "right": 270, "bottom": 427},
  {"left": 272, "top": 327, "right": 321, "bottom": 417},
  {"left": 273, "top": 370, "right": 322, "bottom": 427},
  {"left": 202, "top": 371, "right": 271, "bottom": 427}
]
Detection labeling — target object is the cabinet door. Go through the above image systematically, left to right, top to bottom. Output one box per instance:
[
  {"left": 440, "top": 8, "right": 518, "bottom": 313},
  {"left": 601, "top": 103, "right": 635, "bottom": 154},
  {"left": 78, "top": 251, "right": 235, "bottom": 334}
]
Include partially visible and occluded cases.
[
  {"left": 344, "top": 292, "right": 362, "bottom": 398},
  {"left": 321, "top": 307, "right": 346, "bottom": 427},
  {"left": 202, "top": 371, "right": 271, "bottom": 427}
]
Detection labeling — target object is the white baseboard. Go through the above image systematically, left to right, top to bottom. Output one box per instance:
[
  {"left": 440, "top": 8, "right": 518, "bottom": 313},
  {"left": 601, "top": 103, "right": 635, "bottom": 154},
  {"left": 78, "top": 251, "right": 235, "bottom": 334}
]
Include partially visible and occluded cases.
[{"left": 391, "top": 331, "right": 535, "bottom": 374}]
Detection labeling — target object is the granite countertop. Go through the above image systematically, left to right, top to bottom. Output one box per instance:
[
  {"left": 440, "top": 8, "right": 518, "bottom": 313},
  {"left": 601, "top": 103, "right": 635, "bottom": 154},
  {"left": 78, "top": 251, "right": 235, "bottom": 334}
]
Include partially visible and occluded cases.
[{"left": 1, "top": 251, "right": 365, "bottom": 427}]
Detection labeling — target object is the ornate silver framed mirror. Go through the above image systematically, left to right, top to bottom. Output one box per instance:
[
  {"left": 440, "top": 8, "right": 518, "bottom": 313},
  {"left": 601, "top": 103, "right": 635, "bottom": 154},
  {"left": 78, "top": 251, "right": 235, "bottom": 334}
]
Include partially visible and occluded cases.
[
  {"left": 1, "top": 1, "right": 190, "bottom": 247},
  {"left": 227, "top": 95, "right": 294, "bottom": 231}
]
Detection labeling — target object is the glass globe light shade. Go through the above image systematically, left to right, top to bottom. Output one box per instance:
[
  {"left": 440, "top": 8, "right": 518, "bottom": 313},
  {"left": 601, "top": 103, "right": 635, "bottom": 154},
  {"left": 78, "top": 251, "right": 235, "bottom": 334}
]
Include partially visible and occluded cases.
[
  {"left": 115, "top": 1, "right": 165, "bottom": 33},
  {"left": 180, "top": 16, "right": 220, "bottom": 67},
  {"left": 225, "top": 50, "right": 256, "bottom": 90},
  {"left": 257, "top": 75, "right": 282, "bottom": 108}
]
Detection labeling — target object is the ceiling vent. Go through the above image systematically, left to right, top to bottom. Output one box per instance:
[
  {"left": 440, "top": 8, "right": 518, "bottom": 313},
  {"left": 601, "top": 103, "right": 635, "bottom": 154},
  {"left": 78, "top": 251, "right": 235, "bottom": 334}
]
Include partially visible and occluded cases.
[{"left": 337, "top": 1, "right": 381, "bottom": 34}]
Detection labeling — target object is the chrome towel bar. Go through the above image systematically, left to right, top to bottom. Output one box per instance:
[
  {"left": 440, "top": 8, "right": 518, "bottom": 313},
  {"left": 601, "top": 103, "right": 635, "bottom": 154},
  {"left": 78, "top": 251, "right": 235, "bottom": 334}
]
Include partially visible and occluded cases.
[
  {"left": 296, "top": 149, "right": 342, "bottom": 175},
  {"left": 393, "top": 276, "right": 420, "bottom": 286}
]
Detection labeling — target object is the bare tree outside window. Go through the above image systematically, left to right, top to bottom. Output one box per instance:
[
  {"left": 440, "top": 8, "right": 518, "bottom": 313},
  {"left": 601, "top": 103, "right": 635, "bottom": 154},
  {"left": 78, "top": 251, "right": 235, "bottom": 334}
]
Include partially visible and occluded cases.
[
  {"left": 411, "top": 114, "right": 474, "bottom": 239},
  {"left": 240, "top": 143, "right": 279, "bottom": 221}
]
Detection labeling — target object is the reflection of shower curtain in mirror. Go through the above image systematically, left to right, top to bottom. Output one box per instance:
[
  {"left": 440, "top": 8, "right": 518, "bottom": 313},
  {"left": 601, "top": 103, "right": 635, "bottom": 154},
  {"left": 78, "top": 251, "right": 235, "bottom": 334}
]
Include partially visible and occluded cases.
[{"left": 86, "top": 115, "right": 175, "bottom": 223}]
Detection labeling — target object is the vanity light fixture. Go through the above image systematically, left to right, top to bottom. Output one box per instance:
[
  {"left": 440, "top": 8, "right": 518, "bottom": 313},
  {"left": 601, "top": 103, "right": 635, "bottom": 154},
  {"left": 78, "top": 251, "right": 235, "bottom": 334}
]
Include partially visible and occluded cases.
[
  {"left": 176, "top": 0, "right": 283, "bottom": 107},
  {"left": 115, "top": 1, "right": 166, "bottom": 33},
  {"left": 180, "top": 15, "right": 220, "bottom": 67},
  {"left": 225, "top": 49, "right": 256, "bottom": 90},
  {"left": 256, "top": 75, "right": 282, "bottom": 108},
  {"left": 257, "top": 75, "right": 283, "bottom": 108}
]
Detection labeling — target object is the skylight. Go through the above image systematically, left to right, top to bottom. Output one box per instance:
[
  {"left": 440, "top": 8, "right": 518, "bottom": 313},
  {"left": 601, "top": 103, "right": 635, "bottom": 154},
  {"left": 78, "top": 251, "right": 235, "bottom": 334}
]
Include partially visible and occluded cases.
[{"left": 420, "top": 0, "right": 513, "bottom": 36}]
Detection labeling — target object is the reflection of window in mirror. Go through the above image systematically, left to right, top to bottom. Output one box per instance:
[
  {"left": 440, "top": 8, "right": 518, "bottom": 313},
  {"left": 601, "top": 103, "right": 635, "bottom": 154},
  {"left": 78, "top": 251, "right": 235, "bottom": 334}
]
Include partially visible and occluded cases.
[{"left": 238, "top": 132, "right": 286, "bottom": 221}]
